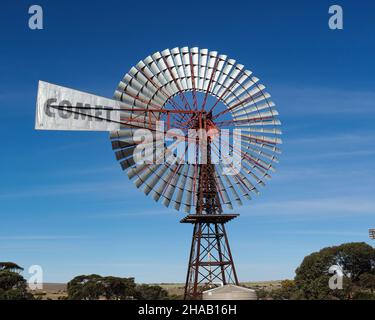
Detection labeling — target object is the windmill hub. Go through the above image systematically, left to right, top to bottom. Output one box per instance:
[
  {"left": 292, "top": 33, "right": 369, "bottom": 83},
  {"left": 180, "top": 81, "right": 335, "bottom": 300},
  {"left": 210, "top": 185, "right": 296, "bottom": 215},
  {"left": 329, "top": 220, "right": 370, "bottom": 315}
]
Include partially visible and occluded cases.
[{"left": 206, "top": 120, "right": 219, "bottom": 137}]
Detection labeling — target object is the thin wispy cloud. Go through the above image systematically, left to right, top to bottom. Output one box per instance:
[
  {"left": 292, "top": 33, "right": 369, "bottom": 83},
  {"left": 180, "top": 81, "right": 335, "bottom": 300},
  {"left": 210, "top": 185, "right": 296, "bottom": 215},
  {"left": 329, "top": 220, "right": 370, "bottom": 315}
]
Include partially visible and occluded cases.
[
  {"left": 274, "top": 85, "right": 375, "bottom": 115},
  {"left": 284, "top": 132, "right": 375, "bottom": 162},
  {"left": 287, "top": 132, "right": 375, "bottom": 146},
  {"left": 41, "top": 138, "right": 109, "bottom": 153},
  {"left": 287, "top": 149, "right": 375, "bottom": 162},
  {"left": 36, "top": 164, "right": 119, "bottom": 179},
  {"left": 273, "top": 166, "right": 374, "bottom": 188},
  {"left": 0, "top": 181, "right": 136, "bottom": 199},
  {"left": 241, "top": 197, "right": 375, "bottom": 217},
  {"left": 92, "top": 209, "right": 176, "bottom": 218},
  {"left": 273, "top": 230, "right": 367, "bottom": 237},
  {"left": 0, "top": 235, "right": 90, "bottom": 240},
  {"left": 0, "top": 244, "right": 83, "bottom": 253},
  {"left": 66, "top": 262, "right": 185, "bottom": 268}
]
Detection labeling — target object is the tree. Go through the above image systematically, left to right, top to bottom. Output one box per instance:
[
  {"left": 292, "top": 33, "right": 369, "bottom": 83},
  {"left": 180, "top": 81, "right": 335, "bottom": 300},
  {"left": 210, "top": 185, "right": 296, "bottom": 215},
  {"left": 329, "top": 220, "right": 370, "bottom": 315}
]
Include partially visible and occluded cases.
[
  {"left": 295, "top": 242, "right": 375, "bottom": 300},
  {"left": 334, "top": 243, "right": 375, "bottom": 281},
  {"left": 0, "top": 262, "right": 24, "bottom": 272},
  {"left": 0, "top": 270, "right": 34, "bottom": 300},
  {"left": 359, "top": 272, "right": 375, "bottom": 293},
  {"left": 67, "top": 274, "right": 136, "bottom": 300},
  {"left": 67, "top": 274, "right": 105, "bottom": 300},
  {"left": 67, "top": 275, "right": 169, "bottom": 300},
  {"left": 102, "top": 276, "right": 136, "bottom": 300},
  {"left": 270, "top": 280, "right": 300, "bottom": 300},
  {"left": 134, "top": 284, "right": 168, "bottom": 300}
]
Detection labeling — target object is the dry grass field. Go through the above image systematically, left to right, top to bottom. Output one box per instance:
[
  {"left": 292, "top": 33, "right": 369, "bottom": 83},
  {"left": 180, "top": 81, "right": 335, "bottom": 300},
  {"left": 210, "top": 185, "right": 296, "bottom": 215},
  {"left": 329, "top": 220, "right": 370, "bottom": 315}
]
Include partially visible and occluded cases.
[
  {"left": 30, "top": 281, "right": 283, "bottom": 300},
  {"left": 30, "top": 283, "right": 67, "bottom": 300}
]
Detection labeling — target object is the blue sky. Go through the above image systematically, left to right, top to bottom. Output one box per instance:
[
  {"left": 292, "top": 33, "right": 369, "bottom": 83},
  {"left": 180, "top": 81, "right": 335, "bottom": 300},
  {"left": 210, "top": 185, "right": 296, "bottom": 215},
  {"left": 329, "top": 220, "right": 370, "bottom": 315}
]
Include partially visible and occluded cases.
[{"left": 0, "top": 0, "right": 374, "bottom": 283}]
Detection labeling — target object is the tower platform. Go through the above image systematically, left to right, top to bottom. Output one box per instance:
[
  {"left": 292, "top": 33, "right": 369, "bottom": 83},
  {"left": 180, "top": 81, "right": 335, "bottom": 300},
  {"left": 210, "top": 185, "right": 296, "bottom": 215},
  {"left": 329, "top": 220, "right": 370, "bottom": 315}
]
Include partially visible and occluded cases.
[{"left": 180, "top": 214, "right": 239, "bottom": 224}]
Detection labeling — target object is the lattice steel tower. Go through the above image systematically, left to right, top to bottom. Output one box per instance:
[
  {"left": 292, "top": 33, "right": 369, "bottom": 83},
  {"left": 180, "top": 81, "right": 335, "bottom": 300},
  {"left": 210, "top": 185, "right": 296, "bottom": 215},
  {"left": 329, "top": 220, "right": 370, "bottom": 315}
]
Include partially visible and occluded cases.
[{"left": 181, "top": 113, "right": 239, "bottom": 299}]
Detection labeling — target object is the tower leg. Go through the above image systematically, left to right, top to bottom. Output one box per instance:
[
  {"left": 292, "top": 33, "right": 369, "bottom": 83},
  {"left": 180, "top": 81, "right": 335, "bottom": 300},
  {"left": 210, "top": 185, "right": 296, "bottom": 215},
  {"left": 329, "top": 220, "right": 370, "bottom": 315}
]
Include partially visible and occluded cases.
[{"left": 183, "top": 221, "right": 238, "bottom": 299}]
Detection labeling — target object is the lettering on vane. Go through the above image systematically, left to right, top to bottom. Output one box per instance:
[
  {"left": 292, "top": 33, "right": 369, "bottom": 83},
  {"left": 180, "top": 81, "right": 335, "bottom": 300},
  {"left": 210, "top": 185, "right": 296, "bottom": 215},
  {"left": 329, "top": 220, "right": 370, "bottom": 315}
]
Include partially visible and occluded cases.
[{"left": 44, "top": 99, "right": 114, "bottom": 122}]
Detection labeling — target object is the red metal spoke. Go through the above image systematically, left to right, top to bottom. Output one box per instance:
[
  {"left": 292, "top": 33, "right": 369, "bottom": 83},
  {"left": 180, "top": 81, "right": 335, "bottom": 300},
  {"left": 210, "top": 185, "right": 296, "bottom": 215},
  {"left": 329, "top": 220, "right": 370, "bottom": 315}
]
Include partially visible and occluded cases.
[
  {"left": 51, "top": 105, "right": 200, "bottom": 144},
  {"left": 214, "top": 116, "right": 274, "bottom": 127}
]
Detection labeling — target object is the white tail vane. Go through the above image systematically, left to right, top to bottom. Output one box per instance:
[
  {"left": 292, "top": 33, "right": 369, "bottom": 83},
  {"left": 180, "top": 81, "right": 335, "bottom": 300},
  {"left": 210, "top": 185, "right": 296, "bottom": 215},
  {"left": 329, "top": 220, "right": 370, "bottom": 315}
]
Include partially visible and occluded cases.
[{"left": 35, "top": 81, "right": 123, "bottom": 131}]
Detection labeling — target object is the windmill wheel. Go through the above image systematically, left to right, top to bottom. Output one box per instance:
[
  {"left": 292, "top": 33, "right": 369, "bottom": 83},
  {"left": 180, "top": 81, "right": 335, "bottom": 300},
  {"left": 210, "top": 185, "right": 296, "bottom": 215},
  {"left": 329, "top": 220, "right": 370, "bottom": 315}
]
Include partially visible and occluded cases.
[{"left": 110, "top": 47, "right": 282, "bottom": 214}]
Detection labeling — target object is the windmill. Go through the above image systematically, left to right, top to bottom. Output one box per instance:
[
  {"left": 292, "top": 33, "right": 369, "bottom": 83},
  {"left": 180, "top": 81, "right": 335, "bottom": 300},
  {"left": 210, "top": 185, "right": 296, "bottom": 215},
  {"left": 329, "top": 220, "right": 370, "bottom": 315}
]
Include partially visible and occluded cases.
[{"left": 35, "top": 47, "right": 282, "bottom": 299}]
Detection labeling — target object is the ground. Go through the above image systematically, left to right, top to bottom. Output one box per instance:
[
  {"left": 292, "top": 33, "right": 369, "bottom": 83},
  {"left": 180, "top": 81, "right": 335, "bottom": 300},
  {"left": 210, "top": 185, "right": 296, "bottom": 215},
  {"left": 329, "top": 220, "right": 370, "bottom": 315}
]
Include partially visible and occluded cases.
[{"left": 29, "top": 281, "right": 283, "bottom": 300}]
